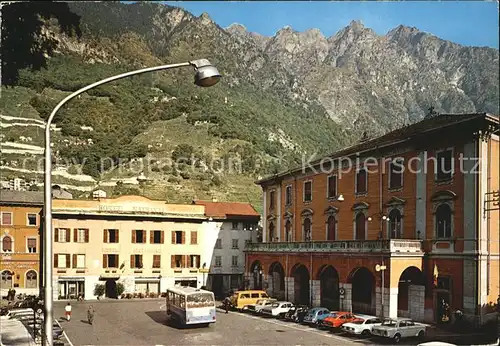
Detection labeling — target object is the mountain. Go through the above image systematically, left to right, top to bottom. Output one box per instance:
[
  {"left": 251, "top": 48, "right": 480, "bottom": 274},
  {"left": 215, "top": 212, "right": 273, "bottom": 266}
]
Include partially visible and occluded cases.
[{"left": 1, "top": 2, "right": 498, "bottom": 212}]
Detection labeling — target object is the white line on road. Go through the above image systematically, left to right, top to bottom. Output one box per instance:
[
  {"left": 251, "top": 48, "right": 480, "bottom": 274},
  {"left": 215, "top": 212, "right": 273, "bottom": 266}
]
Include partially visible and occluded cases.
[{"left": 55, "top": 319, "right": 74, "bottom": 346}]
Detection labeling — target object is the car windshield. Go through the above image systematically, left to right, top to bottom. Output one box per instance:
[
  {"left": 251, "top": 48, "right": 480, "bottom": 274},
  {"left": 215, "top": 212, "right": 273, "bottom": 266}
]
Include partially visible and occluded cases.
[
  {"left": 186, "top": 293, "right": 214, "bottom": 308},
  {"left": 261, "top": 293, "right": 269, "bottom": 298},
  {"left": 271, "top": 303, "right": 280, "bottom": 307},
  {"left": 328, "top": 313, "right": 337, "bottom": 318},
  {"left": 351, "top": 319, "right": 364, "bottom": 324},
  {"left": 381, "top": 320, "right": 397, "bottom": 327}
]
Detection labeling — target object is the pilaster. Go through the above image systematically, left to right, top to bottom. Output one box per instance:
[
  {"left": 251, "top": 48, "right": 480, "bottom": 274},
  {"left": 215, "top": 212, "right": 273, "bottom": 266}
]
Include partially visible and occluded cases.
[
  {"left": 415, "top": 151, "right": 426, "bottom": 238},
  {"left": 277, "top": 185, "right": 282, "bottom": 241},
  {"left": 285, "top": 276, "right": 294, "bottom": 303},
  {"left": 310, "top": 280, "right": 321, "bottom": 307},
  {"left": 340, "top": 283, "right": 352, "bottom": 312},
  {"left": 408, "top": 285, "right": 425, "bottom": 322},
  {"left": 376, "top": 287, "right": 398, "bottom": 319}
]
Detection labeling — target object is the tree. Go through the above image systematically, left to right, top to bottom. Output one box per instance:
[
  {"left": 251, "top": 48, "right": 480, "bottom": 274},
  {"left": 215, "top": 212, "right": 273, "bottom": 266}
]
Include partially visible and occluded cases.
[{"left": 1, "top": 1, "right": 82, "bottom": 86}]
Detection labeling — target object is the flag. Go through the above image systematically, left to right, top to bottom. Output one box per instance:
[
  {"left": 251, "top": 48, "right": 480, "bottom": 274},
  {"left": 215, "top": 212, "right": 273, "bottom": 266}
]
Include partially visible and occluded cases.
[{"left": 433, "top": 264, "right": 439, "bottom": 287}]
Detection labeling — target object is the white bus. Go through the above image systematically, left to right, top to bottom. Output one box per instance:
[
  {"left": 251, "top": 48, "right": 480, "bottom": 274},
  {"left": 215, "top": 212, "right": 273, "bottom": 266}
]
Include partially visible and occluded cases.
[{"left": 166, "top": 286, "right": 216, "bottom": 326}]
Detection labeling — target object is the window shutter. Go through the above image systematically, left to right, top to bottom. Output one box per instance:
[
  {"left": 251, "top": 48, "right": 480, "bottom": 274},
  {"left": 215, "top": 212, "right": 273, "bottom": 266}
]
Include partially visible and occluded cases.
[
  {"left": 54, "top": 228, "right": 59, "bottom": 242},
  {"left": 65, "top": 229, "right": 70, "bottom": 242},
  {"left": 73, "top": 229, "right": 78, "bottom": 242},
  {"left": 85, "top": 229, "right": 89, "bottom": 242},
  {"left": 103, "top": 229, "right": 108, "bottom": 243},
  {"left": 116, "top": 230, "right": 120, "bottom": 243},
  {"left": 132, "top": 230, "right": 136, "bottom": 243},
  {"left": 150, "top": 231, "right": 154, "bottom": 244},
  {"left": 160, "top": 231, "right": 164, "bottom": 244},
  {"left": 171, "top": 231, "right": 175, "bottom": 244},
  {"left": 181, "top": 231, "right": 185, "bottom": 244},
  {"left": 191, "top": 231, "right": 197, "bottom": 245},
  {"left": 54, "top": 254, "right": 58, "bottom": 268},
  {"left": 65, "top": 254, "right": 70, "bottom": 268},
  {"left": 72, "top": 254, "right": 77, "bottom": 268},
  {"left": 103, "top": 254, "right": 108, "bottom": 268},
  {"left": 116, "top": 255, "right": 119, "bottom": 267},
  {"left": 130, "top": 255, "right": 134, "bottom": 268},
  {"left": 139, "top": 255, "right": 143, "bottom": 268},
  {"left": 153, "top": 255, "right": 160, "bottom": 268},
  {"left": 171, "top": 255, "right": 175, "bottom": 268},
  {"left": 181, "top": 255, "right": 185, "bottom": 268},
  {"left": 187, "top": 255, "right": 192, "bottom": 268}
]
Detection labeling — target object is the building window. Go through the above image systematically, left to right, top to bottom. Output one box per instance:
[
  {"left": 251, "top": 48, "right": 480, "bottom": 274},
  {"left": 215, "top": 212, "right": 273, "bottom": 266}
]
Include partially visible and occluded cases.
[
  {"left": 436, "top": 149, "right": 453, "bottom": 181},
  {"left": 389, "top": 158, "right": 404, "bottom": 189},
  {"left": 355, "top": 168, "right": 367, "bottom": 194},
  {"left": 327, "top": 175, "right": 337, "bottom": 198},
  {"left": 303, "top": 181, "right": 312, "bottom": 202},
  {"left": 285, "top": 185, "right": 292, "bottom": 206},
  {"left": 269, "top": 190, "right": 275, "bottom": 209},
  {"left": 435, "top": 204, "right": 452, "bottom": 238},
  {"left": 388, "top": 209, "right": 403, "bottom": 239},
  {"left": 1, "top": 212, "right": 12, "bottom": 225},
  {"left": 355, "top": 212, "right": 366, "bottom": 240},
  {"left": 26, "top": 213, "right": 37, "bottom": 226},
  {"left": 327, "top": 215, "right": 336, "bottom": 241},
  {"left": 303, "top": 218, "right": 311, "bottom": 241},
  {"left": 285, "top": 220, "right": 292, "bottom": 242},
  {"left": 232, "top": 221, "right": 239, "bottom": 230},
  {"left": 268, "top": 222, "right": 275, "bottom": 242},
  {"left": 55, "top": 228, "right": 70, "bottom": 243},
  {"left": 75, "top": 228, "right": 89, "bottom": 243},
  {"left": 104, "top": 229, "right": 119, "bottom": 243},
  {"left": 133, "top": 230, "right": 145, "bottom": 243},
  {"left": 152, "top": 230, "right": 163, "bottom": 244},
  {"left": 172, "top": 231, "right": 184, "bottom": 244},
  {"left": 190, "top": 231, "right": 197, "bottom": 245},
  {"left": 1, "top": 236, "right": 13, "bottom": 252},
  {"left": 27, "top": 238, "right": 37, "bottom": 253},
  {"left": 215, "top": 239, "right": 222, "bottom": 249},
  {"left": 232, "top": 239, "right": 239, "bottom": 249},
  {"left": 55, "top": 254, "right": 70, "bottom": 269},
  {"left": 73, "top": 254, "right": 85, "bottom": 269},
  {"left": 103, "top": 254, "right": 119, "bottom": 268},
  {"left": 131, "top": 255, "right": 143, "bottom": 269},
  {"left": 153, "top": 255, "right": 161, "bottom": 268},
  {"left": 173, "top": 255, "right": 184, "bottom": 268},
  {"left": 188, "top": 255, "right": 200, "bottom": 268},
  {"left": 215, "top": 256, "right": 222, "bottom": 267},
  {"left": 231, "top": 256, "right": 238, "bottom": 267},
  {"left": 1, "top": 270, "right": 13, "bottom": 289},
  {"left": 25, "top": 270, "right": 37, "bottom": 288}
]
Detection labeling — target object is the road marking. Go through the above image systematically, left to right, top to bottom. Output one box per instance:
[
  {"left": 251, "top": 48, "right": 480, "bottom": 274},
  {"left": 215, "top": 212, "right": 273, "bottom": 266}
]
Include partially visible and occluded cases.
[
  {"left": 159, "top": 304, "right": 166, "bottom": 310},
  {"left": 229, "top": 311, "right": 360, "bottom": 344},
  {"left": 55, "top": 319, "right": 74, "bottom": 346}
]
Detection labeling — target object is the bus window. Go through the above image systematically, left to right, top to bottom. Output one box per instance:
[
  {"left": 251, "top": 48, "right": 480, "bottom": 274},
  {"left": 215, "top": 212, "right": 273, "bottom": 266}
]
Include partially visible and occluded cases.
[
  {"left": 187, "top": 293, "right": 214, "bottom": 308},
  {"left": 180, "top": 295, "right": 185, "bottom": 308}
]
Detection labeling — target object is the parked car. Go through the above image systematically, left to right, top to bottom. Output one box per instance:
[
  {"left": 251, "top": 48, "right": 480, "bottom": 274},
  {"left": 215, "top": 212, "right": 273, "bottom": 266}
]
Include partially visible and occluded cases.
[
  {"left": 229, "top": 290, "right": 270, "bottom": 311},
  {"left": 245, "top": 298, "right": 277, "bottom": 314},
  {"left": 261, "top": 302, "right": 294, "bottom": 318},
  {"left": 284, "top": 305, "right": 308, "bottom": 322},
  {"left": 302, "top": 307, "right": 331, "bottom": 325},
  {"left": 0, "top": 308, "right": 34, "bottom": 320},
  {"left": 316, "top": 311, "right": 338, "bottom": 329},
  {"left": 322, "top": 311, "right": 358, "bottom": 329},
  {"left": 341, "top": 316, "right": 382, "bottom": 336},
  {"left": 371, "top": 318, "right": 426, "bottom": 343}
]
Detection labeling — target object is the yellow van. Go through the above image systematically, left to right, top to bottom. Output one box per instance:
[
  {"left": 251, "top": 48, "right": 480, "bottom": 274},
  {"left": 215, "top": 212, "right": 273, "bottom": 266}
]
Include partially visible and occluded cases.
[{"left": 230, "top": 290, "right": 270, "bottom": 310}]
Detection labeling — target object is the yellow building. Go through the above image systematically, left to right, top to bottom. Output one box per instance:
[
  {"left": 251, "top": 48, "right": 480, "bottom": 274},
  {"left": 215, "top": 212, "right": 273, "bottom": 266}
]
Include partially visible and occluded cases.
[
  {"left": 0, "top": 191, "right": 43, "bottom": 296},
  {"left": 50, "top": 195, "right": 217, "bottom": 300}
]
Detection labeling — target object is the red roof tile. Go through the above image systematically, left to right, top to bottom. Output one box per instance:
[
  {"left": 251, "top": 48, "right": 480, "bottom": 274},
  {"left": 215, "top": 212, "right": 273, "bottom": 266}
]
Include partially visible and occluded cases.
[{"left": 192, "top": 200, "right": 260, "bottom": 219}]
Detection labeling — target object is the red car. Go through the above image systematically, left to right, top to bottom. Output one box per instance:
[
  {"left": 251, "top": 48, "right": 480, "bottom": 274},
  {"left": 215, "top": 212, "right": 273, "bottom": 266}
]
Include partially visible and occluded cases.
[{"left": 323, "top": 311, "right": 358, "bottom": 329}]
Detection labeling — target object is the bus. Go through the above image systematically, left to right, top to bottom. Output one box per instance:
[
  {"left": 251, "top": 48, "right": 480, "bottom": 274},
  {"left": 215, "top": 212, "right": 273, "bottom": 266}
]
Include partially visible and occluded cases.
[{"left": 166, "top": 286, "right": 216, "bottom": 326}]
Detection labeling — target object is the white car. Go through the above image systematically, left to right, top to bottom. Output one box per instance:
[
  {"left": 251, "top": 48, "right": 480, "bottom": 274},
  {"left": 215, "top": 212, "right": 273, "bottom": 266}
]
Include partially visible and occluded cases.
[
  {"left": 244, "top": 298, "right": 277, "bottom": 313},
  {"left": 261, "top": 302, "right": 294, "bottom": 318},
  {"left": 342, "top": 316, "right": 382, "bottom": 336},
  {"left": 372, "top": 318, "right": 426, "bottom": 343}
]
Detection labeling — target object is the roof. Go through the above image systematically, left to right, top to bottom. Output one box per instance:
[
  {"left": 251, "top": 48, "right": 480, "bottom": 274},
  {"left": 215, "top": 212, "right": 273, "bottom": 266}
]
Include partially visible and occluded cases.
[
  {"left": 257, "top": 112, "right": 499, "bottom": 185},
  {"left": 0, "top": 190, "right": 44, "bottom": 206},
  {"left": 192, "top": 200, "right": 260, "bottom": 219},
  {"left": 166, "top": 286, "right": 214, "bottom": 295}
]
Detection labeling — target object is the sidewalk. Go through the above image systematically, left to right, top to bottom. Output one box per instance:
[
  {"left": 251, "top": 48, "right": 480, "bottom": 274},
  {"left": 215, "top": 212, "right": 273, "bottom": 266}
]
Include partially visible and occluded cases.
[
  {"left": 0, "top": 318, "right": 36, "bottom": 346},
  {"left": 425, "top": 324, "right": 499, "bottom": 345}
]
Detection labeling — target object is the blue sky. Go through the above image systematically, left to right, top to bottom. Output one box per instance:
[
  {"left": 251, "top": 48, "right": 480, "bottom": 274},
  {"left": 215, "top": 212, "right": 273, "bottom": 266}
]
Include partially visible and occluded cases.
[{"left": 159, "top": 1, "right": 499, "bottom": 48}]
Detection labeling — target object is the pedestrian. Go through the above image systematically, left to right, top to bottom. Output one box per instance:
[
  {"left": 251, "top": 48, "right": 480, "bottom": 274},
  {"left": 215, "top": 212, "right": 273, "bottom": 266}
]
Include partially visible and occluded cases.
[
  {"left": 223, "top": 296, "right": 229, "bottom": 314},
  {"left": 65, "top": 302, "right": 72, "bottom": 321},
  {"left": 87, "top": 305, "right": 95, "bottom": 325}
]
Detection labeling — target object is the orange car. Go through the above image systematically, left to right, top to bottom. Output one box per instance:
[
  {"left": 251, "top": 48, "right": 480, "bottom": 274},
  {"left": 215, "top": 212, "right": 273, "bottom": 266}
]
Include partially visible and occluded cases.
[{"left": 323, "top": 311, "right": 358, "bottom": 329}]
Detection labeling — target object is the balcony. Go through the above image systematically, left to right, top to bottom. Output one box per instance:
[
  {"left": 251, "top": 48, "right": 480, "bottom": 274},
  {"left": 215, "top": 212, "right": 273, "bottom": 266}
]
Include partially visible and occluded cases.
[{"left": 244, "top": 239, "right": 423, "bottom": 255}]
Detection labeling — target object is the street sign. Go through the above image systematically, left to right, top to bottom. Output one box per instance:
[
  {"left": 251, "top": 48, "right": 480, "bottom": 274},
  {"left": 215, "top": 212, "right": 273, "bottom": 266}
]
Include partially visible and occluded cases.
[
  {"left": 199, "top": 268, "right": 209, "bottom": 273},
  {"left": 339, "top": 287, "right": 345, "bottom": 295}
]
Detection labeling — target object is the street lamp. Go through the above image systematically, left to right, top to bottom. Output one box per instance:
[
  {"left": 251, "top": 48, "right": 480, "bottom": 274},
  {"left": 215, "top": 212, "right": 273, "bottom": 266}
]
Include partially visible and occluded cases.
[
  {"left": 42, "top": 59, "right": 221, "bottom": 345},
  {"left": 375, "top": 263, "right": 387, "bottom": 319}
]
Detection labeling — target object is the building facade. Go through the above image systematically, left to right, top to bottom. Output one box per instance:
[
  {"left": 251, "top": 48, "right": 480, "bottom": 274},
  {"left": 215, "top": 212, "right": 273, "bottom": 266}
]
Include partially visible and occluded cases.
[
  {"left": 245, "top": 113, "right": 499, "bottom": 326},
  {"left": 0, "top": 191, "right": 43, "bottom": 296},
  {"left": 48, "top": 195, "right": 218, "bottom": 300},
  {"left": 193, "top": 200, "right": 260, "bottom": 298}
]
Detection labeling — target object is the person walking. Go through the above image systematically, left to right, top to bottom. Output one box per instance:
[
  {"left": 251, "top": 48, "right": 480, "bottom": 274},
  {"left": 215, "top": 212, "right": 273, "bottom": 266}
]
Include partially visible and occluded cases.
[
  {"left": 223, "top": 296, "right": 230, "bottom": 314},
  {"left": 65, "top": 302, "right": 72, "bottom": 321},
  {"left": 87, "top": 305, "right": 95, "bottom": 325}
]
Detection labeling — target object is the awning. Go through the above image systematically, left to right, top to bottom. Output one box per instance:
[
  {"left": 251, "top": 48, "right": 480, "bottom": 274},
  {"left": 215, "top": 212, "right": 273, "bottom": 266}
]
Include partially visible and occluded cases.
[
  {"left": 99, "top": 273, "right": 120, "bottom": 280},
  {"left": 58, "top": 277, "right": 85, "bottom": 282},
  {"left": 135, "top": 277, "right": 160, "bottom": 282},
  {"left": 175, "top": 277, "right": 197, "bottom": 281}
]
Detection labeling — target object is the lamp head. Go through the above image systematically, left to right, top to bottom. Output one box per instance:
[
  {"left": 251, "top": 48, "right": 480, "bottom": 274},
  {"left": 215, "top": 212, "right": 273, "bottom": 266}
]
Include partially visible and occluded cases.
[
  {"left": 190, "top": 59, "right": 221, "bottom": 87},
  {"left": 337, "top": 194, "right": 344, "bottom": 202},
  {"left": 368, "top": 216, "right": 373, "bottom": 222}
]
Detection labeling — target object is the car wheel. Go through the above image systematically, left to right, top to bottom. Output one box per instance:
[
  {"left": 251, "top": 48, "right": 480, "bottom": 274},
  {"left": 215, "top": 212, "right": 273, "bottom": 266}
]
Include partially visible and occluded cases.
[
  {"left": 361, "top": 330, "right": 370, "bottom": 336},
  {"left": 418, "top": 330, "right": 425, "bottom": 339},
  {"left": 393, "top": 333, "right": 401, "bottom": 343}
]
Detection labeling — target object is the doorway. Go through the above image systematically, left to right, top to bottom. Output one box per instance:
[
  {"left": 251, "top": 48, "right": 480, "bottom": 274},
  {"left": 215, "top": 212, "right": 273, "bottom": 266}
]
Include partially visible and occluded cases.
[{"left": 105, "top": 279, "right": 117, "bottom": 298}]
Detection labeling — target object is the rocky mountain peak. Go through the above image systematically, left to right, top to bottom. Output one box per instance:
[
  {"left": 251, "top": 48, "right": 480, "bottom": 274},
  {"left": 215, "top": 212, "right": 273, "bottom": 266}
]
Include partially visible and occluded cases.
[
  {"left": 198, "top": 12, "right": 213, "bottom": 26},
  {"left": 226, "top": 23, "right": 247, "bottom": 34},
  {"left": 386, "top": 24, "right": 422, "bottom": 43}
]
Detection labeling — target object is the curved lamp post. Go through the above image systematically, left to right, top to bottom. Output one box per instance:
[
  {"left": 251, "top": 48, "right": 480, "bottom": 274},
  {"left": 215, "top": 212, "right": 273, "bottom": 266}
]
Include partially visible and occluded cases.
[{"left": 42, "top": 59, "right": 221, "bottom": 345}]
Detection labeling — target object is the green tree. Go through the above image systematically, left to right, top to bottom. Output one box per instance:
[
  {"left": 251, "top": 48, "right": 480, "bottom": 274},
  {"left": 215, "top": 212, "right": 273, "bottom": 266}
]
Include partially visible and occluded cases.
[{"left": 171, "top": 144, "right": 194, "bottom": 164}]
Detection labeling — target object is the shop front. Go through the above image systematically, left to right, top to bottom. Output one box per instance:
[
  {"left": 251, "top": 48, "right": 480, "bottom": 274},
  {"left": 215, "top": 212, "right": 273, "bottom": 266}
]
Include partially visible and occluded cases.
[
  {"left": 58, "top": 277, "right": 85, "bottom": 300},
  {"left": 135, "top": 277, "right": 160, "bottom": 295},
  {"left": 174, "top": 277, "right": 198, "bottom": 288}
]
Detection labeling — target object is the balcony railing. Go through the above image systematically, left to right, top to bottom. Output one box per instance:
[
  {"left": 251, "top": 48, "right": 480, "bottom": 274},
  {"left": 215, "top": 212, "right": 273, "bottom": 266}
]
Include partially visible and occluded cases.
[{"left": 244, "top": 239, "right": 423, "bottom": 254}]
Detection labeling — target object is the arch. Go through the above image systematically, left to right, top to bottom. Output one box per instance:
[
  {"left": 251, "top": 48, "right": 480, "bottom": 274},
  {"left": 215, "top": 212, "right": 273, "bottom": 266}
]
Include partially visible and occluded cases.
[
  {"left": 430, "top": 190, "right": 457, "bottom": 202},
  {"left": 386, "top": 196, "right": 406, "bottom": 207},
  {"left": 352, "top": 202, "right": 370, "bottom": 211},
  {"left": 435, "top": 203, "right": 453, "bottom": 238},
  {"left": 324, "top": 206, "right": 339, "bottom": 215},
  {"left": 300, "top": 208, "right": 314, "bottom": 217},
  {"left": 388, "top": 209, "right": 403, "bottom": 239},
  {"left": 354, "top": 212, "right": 366, "bottom": 240},
  {"left": 326, "top": 215, "right": 336, "bottom": 240},
  {"left": 303, "top": 217, "right": 312, "bottom": 241},
  {"left": 285, "top": 219, "right": 292, "bottom": 242},
  {"left": 269, "top": 222, "right": 275, "bottom": 242},
  {"left": 1, "top": 235, "right": 13, "bottom": 252},
  {"left": 250, "top": 260, "right": 263, "bottom": 290},
  {"left": 268, "top": 262, "right": 285, "bottom": 299},
  {"left": 291, "top": 263, "right": 310, "bottom": 306},
  {"left": 317, "top": 265, "right": 340, "bottom": 310},
  {"left": 397, "top": 266, "right": 425, "bottom": 321},
  {"left": 349, "top": 267, "right": 375, "bottom": 315},
  {"left": 0, "top": 270, "right": 13, "bottom": 289},
  {"left": 25, "top": 270, "right": 38, "bottom": 289}
]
